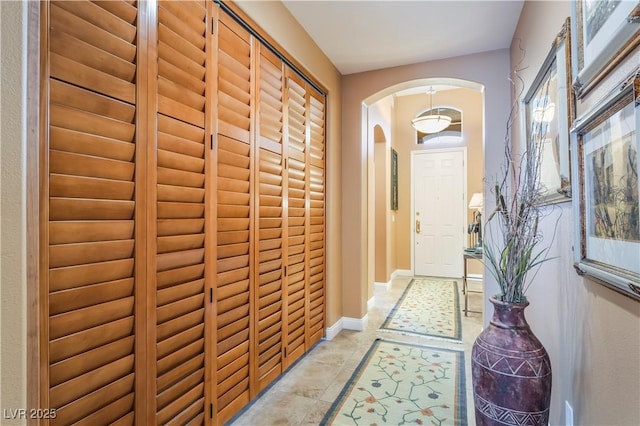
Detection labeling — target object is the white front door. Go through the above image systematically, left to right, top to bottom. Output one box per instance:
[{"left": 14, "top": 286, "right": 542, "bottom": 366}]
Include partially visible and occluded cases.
[{"left": 413, "top": 149, "right": 465, "bottom": 277}]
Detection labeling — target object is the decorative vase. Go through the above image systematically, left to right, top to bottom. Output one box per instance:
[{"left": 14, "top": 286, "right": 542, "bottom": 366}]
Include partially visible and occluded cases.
[{"left": 471, "top": 297, "right": 552, "bottom": 425}]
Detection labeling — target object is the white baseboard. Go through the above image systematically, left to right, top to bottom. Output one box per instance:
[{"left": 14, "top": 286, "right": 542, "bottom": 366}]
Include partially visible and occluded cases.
[
  {"left": 391, "top": 269, "right": 412, "bottom": 280},
  {"left": 375, "top": 281, "right": 391, "bottom": 291},
  {"left": 367, "top": 295, "right": 375, "bottom": 310},
  {"left": 325, "top": 313, "right": 369, "bottom": 339},
  {"left": 343, "top": 314, "right": 368, "bottom": 331},
  {"left": 325, "top": 318, "right": 343, "bottom": 340}
]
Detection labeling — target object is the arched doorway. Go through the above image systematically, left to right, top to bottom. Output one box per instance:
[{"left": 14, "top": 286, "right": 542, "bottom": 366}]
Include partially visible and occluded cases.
[
  {"left": 339, "top": 51, "right": 511, "bottom": 327},
  {"left": 364, "top": 78, "right": 486, "bottom": 314}
]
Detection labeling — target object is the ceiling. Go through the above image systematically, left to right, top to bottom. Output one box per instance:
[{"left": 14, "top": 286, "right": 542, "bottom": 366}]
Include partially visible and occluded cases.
[{"left": 282, "top": 0, "right": 525, "bottom": 76}]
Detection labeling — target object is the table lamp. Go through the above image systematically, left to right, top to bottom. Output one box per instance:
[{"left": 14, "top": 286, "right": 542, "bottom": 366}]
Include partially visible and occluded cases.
[{"left": 468, "top": 192, "right": 483, "bottom": 252}]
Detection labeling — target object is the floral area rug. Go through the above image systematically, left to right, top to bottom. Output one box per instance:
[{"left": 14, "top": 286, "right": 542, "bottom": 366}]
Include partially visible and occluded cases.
[
  {"left": 379, "top": 278, "right": 462, "bottom": 341},
  {"left": 321, "top": 339, "right": 467, "bottom": 426}
]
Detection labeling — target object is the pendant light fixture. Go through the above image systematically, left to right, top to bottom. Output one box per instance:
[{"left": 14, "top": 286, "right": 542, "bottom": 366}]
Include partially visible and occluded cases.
[
  {"left": 411, "top": 86, "right": 451, "bottom": 134},
  {"left": 532, "top": 95, "right": 556, "bottom": 123}
]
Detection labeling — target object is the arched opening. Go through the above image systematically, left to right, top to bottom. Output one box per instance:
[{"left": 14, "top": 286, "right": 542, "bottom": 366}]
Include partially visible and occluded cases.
[
  {"left": 340, "top": 52, "right": 510, "bottom": 328},
  {"left": 363, "top": 78, "right": 486, "bottom": 311},
  {"left": 373, "top": 124, "right": 386, "bottom": 144}
]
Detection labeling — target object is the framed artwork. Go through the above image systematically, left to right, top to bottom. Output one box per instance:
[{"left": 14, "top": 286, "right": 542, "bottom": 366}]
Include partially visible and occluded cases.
[
  {"left": 572, "top": 0, "right": 640, "bottom": 97},
  {"left": 524, "top": 18, "right": 575, "bottom": 204},
  {"left": 570, "top": 71, "right": 640, "bottom": 300},
  {"left": 391, "top": 148, "right": 398, "bottom": 210}
]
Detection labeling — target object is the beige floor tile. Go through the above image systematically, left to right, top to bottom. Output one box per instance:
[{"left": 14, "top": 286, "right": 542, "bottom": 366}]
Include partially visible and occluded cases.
[
  {"left": 229, "top": 277, "right": 483, "bottom": 426},
  {"left": 231, "top": 390, "right": 318, "bottom": 426},
  {"left": 299, "top": 400, "right": 333, "bottom": 425}
]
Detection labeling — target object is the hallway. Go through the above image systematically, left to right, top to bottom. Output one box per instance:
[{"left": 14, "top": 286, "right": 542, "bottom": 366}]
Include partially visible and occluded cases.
[{"left": 230, "top": 276, "right": 484, "bottom": 425}]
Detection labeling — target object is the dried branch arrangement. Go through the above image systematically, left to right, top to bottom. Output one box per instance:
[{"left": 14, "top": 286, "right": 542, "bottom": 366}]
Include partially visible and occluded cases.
[{"left": 484, "top": 69, "right": 557, "bottom": 303}]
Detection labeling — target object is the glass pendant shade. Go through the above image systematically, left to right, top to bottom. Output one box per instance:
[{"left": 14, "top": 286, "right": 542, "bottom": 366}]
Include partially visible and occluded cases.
[
  {"left": 411, "top": 86, "right": 451, "bottom": 134},
  {"left": 532, "top": 95, "right": 555, "bottom": 123},
  {"left": 533, "top": 103, "right": 555, "bottom": 123},
  {"left": 412, "top": 114, "right": 452, "bottom": 133}
]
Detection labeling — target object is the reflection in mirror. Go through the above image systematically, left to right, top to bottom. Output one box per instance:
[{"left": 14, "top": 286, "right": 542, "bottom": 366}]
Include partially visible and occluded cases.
[{"left": 524, "top": 18, "right": 574, "bottom": 204}]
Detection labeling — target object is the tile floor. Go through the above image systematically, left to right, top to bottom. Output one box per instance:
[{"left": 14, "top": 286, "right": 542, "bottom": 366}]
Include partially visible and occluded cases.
[{"left": 230, "top": 276, "right": 485, "bottom": 426}]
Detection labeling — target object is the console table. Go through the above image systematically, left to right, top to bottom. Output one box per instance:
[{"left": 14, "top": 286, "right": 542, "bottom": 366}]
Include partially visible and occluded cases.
[{"left": 463, "top": 250, "right": 483, "bottom": 316}]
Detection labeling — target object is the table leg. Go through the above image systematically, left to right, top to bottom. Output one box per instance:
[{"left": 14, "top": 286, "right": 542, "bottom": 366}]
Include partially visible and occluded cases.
[{"left": 463, "top": 255, "right": 468, "bottom": 316}]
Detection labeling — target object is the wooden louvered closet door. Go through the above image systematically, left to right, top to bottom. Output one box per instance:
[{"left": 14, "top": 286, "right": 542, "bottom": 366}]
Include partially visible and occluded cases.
[
  {"left": 153, "top": 0, "right": 211, "bottom": 424},
  {"left": 40, "top": 1, "right": 326, "bottom": 423},
  {"left": 44, "top": 1, "right": 142, "bottom": 423},
  {"left": 214, "top": 10, "right": 254, "bottom": 424},
  {"left": 254, "top": 45, "right": 286, "bottom": 392},
  {"left": 283, "top": 70, "right": 309, "bottom": 368},
  {"left": 307, "top": 89, "right": 326, "bottom": 348}
]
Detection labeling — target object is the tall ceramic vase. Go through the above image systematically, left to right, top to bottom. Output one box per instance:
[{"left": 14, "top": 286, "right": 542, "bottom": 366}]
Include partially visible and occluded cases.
[{"left": 471, "top": 297, "right": 552, "bottom": 425}]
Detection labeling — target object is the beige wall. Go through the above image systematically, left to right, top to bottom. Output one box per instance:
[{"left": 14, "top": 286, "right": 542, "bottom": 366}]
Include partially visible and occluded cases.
[
  {"left": 1, "top": 0, "right": 28, "bottom": 420},
  {"left": 236, "top": 1, "right": 343, "bottom": 327},
  {"left": 511, "top": 1, "right": 640, "bottom": 424},
  {"left": 342, "top": 50, "right": 511, "bottom": 319},
  {"left": 393, "top": 89, "right": 484, "bottom": 275},
  {"left": 368, "top": 98, "right": 394, "bottom": 291},
  {"left": 374, "top": 142, "right": 388, "bottom": 282}
]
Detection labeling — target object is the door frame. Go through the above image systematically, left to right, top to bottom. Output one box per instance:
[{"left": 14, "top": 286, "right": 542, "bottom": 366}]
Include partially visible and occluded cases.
[{"left": 410, "top": 147, "right": 468, "bottom": 277}]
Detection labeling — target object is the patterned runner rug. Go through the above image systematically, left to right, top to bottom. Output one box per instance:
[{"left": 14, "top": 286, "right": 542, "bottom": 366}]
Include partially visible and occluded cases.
[
  {"left": 379, "top": 278, "right": 462, "bottom": 341},
  {"left": 321, "top": 339, "right": 467, "bottom": 425}
]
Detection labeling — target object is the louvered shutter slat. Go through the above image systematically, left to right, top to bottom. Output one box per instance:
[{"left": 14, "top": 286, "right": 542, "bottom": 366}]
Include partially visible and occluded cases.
[
  {"left": 161, "top": 0, "right": 206, "bottom": 30},
  {"left": 41, "top": 1, "right": 327, "bottom": 422},
  {"left": 45, "top": 1, "right": 138, "bottom": 423},
  {"left": 53, "top": 1, "right": 135, "bottom": 42},
  {"left": 154, "top": 1, "right": 208, "bottom": 424},
  {"left": 50, "top": 4, "right": 136, "bottom": 62},
  {"left": 216, "top": 12, "right": 253, "bottom": 423},
  {"left": 256, "top": 51, "right": 285, "bottom": 390},
  {"left": 50, "top": 53, "right": 135, "bottom": 104},
  {"left": 284, "top": 71, "right": 308, "bottom": 366},
  {"left": 50, "top": 79, "right": 135, "bottom": 122},
  {"left": 307, "top": 90, "right": 326, "bottom": 345},
  {"left": 50, "top": 127, "right": 135, "bottom": 162},
  {"left": 50, "top": 151, "right": 134, "bottom": 182},
  {"left": 49, "top": 316, "right": 134, "bottom": 365},
  {"left": 50, "top": 355, "right": 134, "bottom": 408},
  {"left": 156, "top": 355, "right": 205, "bottom": 394},
  {"left": 51, "top": 374, "right": 135, "bottom": 426},
  {"left": 71, "top": 393, "right": 135, "bottom": 426}
]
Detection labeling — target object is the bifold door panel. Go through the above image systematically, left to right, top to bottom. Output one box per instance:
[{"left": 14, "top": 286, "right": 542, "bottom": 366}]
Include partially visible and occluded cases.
[{"left": 39, "top": 1, "right": 325, "bottom": 424}]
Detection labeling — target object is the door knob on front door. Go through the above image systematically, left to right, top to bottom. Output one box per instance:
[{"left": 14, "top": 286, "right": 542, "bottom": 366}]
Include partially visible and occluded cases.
[{"left": 416, "top": 219, "right": 421, "bottom": 234}]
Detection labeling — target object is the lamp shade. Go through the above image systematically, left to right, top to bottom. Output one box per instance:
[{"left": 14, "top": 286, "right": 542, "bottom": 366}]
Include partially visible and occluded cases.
[
  {"left": 411, "top": 114, "right": 452, "bottom": 133},
  {"left": 468, "top": 192, "right": 483, "bottom": 212}
]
